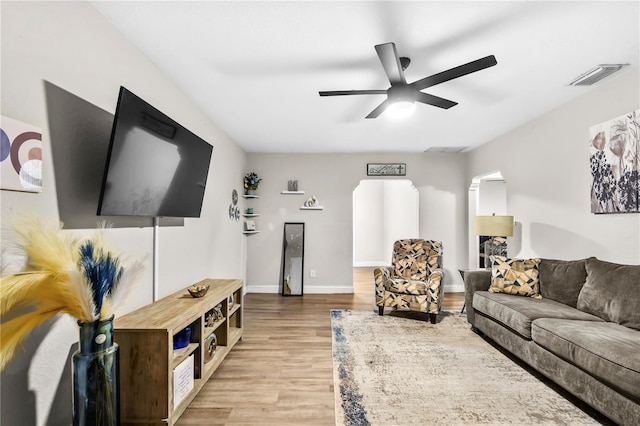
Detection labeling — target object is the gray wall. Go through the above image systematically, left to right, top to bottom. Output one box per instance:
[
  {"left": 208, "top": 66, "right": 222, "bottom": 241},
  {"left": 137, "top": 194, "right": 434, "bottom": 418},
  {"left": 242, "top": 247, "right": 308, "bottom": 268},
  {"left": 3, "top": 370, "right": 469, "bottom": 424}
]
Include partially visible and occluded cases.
[
  {"left": 2, "top": 2, "right": 639, "bottom": 425},
  {"left": 1, "top": 3, "right": 246, "bottom": 425},
  {"left": 468, "top": 66, "right": 640, "bottom": 264},
  {"left": 244, "top": 153, "right": 469, "bottom": 293}
]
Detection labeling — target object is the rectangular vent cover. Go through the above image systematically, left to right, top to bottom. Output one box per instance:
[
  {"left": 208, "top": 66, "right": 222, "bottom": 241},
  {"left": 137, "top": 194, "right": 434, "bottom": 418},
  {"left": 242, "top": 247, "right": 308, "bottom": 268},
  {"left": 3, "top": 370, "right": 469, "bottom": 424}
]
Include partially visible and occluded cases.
[
  {"left": 569, "top": 64, "right": 627, "bottom": 86},
  {"left": 424, "top": 146, "right": 469, "bottom": 153}
]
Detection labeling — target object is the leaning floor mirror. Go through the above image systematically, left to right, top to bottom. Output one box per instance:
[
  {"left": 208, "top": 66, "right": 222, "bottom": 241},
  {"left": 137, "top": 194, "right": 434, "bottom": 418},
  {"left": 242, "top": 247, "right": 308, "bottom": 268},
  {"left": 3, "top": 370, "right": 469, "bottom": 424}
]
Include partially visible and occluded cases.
[{"left": 281, "top": 222, "right": 305, "bottom": 296}]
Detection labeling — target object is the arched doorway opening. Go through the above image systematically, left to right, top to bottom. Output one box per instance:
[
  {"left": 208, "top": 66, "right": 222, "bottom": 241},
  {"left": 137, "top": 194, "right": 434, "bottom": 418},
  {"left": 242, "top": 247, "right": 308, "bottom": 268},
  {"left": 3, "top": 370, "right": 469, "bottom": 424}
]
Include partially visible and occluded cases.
[
  {"left": 468, "top": 171, "right": 508, "bottom": 268},
  {"left": 353, "top": 179, "right": 419, "bottom": 266}
]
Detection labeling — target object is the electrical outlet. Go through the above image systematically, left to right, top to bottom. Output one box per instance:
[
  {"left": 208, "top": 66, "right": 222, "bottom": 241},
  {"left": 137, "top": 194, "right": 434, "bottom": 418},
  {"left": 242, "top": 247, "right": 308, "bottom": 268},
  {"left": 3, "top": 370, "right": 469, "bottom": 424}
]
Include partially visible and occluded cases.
[{"left": 310, "top": 269, "right": 316, "bottom": 278}]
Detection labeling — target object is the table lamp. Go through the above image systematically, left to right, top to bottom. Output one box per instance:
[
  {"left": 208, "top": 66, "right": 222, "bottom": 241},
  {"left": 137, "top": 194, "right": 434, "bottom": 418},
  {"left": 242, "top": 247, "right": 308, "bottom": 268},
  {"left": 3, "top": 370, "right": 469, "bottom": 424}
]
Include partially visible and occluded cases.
[{"left": 474, "top": 214, "right": 514, "bottom": 269}]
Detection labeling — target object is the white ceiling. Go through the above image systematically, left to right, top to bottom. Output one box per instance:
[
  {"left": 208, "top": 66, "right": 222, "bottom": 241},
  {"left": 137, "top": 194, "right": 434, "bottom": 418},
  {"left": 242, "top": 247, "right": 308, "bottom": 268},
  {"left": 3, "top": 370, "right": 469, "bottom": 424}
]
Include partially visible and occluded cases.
[{"left": 90, "top": 1, "right": 639, "bottom": 153}]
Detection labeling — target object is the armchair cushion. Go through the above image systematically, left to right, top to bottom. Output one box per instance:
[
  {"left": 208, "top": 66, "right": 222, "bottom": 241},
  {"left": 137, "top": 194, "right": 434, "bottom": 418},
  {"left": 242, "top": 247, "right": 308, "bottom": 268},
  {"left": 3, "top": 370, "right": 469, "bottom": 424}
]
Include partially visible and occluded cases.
[
  {"left": 392, "top": 240, "right": 427, "bottom": 280},
  {"left": 392, "top": 253, "right": 428, "bottom": 280},
  {"left": 387, "top": 269, "right": 443, "bottom": 296},
  {"left": 388, "top": 278, "right": 431, "bottom": 295}
]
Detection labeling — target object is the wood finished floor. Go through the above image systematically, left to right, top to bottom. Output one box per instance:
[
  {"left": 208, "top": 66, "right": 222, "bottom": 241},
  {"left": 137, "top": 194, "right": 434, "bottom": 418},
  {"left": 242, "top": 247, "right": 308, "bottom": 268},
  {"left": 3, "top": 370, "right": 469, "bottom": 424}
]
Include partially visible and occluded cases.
[{"left": 176, "top": 268, "right": 464, "bottom": 425}]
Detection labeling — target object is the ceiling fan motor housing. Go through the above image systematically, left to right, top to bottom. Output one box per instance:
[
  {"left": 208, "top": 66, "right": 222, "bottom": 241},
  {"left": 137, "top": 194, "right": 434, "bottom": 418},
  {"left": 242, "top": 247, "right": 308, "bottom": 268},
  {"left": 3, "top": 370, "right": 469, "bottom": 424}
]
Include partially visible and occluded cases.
[{"left": 388, "top": 85, "right": 416, "bottom": 103}]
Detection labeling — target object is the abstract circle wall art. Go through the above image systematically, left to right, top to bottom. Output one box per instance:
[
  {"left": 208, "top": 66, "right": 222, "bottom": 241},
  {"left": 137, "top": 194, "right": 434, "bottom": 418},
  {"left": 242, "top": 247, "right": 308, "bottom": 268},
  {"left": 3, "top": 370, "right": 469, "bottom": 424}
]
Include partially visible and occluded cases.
[{"left": 0, "top": 115, "right": 43, "bottom": 193}]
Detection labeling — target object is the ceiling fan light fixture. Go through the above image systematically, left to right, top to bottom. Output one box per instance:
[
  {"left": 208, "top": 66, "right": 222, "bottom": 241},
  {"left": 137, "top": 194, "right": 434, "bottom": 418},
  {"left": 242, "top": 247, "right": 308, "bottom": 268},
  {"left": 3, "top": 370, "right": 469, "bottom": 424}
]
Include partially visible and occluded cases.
[{"left": 386, "top": 100, "right": 416, "bottom": 118}]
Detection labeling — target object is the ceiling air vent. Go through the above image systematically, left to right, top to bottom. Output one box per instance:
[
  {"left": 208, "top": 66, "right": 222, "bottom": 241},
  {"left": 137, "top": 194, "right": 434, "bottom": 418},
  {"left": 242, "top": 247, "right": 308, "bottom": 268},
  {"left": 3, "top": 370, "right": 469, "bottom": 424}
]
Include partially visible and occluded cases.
[
  {"left": 569, "top": 64, "right": 628, "bottom": 86},
  {"left": 424, "top": 146, "right": 469, "bottom": 153}
]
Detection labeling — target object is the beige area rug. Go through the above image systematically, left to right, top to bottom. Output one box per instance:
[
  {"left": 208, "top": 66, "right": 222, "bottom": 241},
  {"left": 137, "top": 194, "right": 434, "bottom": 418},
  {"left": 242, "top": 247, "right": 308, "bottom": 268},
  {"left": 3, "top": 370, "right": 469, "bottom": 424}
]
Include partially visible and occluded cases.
[{"left": 331, "top": 310, "right": 602, "bottom": 426}]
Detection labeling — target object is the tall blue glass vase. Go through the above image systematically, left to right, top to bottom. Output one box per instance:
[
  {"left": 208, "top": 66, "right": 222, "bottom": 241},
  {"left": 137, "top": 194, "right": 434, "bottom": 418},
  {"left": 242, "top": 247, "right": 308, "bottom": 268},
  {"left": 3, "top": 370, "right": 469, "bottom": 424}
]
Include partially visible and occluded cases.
[{"left": 73, "top": 315, "right": 119, "bottom": 426}]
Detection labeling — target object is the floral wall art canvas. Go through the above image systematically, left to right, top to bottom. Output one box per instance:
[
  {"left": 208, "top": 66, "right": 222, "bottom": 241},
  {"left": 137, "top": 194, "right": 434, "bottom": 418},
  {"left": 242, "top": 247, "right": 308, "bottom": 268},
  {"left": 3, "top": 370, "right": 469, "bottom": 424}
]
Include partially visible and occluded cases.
[
  {"left": 589, "top": 109, "right": 639, "bottom": 214},
  {"left": 0, "top": 115, "right": 43, "bottom": 192}
]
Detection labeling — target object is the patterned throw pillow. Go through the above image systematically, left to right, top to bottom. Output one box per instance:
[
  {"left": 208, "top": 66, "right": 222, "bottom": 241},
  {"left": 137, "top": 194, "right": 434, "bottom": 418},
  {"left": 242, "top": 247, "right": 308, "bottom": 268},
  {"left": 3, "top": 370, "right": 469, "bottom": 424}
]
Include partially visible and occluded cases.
[{"left": 489, "top": 256, "right": 542, "bottom": 299}]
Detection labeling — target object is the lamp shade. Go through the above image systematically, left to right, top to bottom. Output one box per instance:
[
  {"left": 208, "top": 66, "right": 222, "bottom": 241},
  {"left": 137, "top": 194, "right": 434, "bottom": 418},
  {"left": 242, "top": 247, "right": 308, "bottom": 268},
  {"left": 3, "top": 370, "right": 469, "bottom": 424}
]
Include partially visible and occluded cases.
[{"left": 474, "top": 215, "right": 514, "bottom": 236}]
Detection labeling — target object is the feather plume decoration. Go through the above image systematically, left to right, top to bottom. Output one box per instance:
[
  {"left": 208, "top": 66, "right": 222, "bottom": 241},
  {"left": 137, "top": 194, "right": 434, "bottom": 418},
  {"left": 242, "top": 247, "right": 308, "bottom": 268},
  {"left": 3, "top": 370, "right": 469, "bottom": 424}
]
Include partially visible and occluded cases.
[
  {"left": 11, "top": 217, "right": 80, "bottom": 272},
  {"left": 0, "top": 218, "right": 144, "bottom": 372},
  {"left": 78, "top": 240, "right": 124, "bottom": 318},
  {"left": 100, "top": 256, "right": 145, "bottom": 320},
  {"left": 0, "top": 271, "right": 95, "bottom": 370}
]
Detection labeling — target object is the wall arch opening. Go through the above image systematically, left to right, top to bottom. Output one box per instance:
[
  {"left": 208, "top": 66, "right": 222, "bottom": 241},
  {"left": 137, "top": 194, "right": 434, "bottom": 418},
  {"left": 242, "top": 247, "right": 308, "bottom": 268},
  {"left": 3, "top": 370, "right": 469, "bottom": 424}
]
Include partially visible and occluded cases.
[{"left": 353, "top": 179, "right": 419, "bottom": 266}]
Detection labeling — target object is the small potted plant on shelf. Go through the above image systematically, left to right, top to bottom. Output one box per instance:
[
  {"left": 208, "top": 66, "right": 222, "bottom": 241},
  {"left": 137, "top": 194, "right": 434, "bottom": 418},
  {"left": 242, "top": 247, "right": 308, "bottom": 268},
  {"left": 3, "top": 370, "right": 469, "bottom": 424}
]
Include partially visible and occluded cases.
[{"left": 244, "top": 172, "right": 262, "bottom": 195}]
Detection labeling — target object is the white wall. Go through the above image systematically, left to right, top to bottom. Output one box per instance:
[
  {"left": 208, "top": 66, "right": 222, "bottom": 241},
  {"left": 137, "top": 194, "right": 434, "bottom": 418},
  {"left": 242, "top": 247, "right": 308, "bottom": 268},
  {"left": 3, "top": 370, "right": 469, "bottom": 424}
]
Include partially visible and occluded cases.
[
  {"left": 0, "top": 3, "right": 246, "bottom": 425},
  {"left": 468, "top": 66, "right": 640, "bottom": 264},
  {"left": 245, "top": 153, "right": 469, "bottom": 294},
  {"left": 353, "top": 179, "right": 419, "bottom": 266},
  {"left": 353, "top": 180, "right": 385, "bottom": 265},
  {"left": 383, "top": 180, "right": 420, "bottom": 258},
  {"left": 477, "top": 180, "right": 507, "bottom": 215}
]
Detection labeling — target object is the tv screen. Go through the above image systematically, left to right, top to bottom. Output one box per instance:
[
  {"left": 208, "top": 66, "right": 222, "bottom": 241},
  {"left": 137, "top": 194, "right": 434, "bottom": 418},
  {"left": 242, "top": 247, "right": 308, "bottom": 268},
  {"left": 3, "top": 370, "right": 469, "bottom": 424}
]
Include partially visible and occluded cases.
[{"left": 97, "top": 87, "right": 213, "bottom": 218}]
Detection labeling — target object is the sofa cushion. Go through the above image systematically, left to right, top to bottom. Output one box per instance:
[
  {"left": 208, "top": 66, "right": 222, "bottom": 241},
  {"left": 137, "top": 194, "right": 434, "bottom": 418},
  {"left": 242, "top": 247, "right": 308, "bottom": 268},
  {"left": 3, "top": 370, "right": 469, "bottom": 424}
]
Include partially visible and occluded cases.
[
  {"left": 489, "top": 256, "right": 542, "bottom": 299},
  {"left": 539, "top": 258, "right": 592, "bottom": 308},
  {"left": 577, "top": 258, "right": 640, "bottom": 330},
  {"left": 473, "top": 291, "right": 603, "bottom": 339},
  {"left": 532, "top": 318, "right": 640, "bottom": 401}
]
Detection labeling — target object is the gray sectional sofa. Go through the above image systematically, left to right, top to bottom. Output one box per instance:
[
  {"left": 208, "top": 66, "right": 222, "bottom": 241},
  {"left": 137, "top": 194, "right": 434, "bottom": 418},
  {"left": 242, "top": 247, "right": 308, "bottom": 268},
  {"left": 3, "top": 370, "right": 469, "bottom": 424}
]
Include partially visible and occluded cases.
[{"left": 464, "top": 257, "right": 640, "bottom": 426}]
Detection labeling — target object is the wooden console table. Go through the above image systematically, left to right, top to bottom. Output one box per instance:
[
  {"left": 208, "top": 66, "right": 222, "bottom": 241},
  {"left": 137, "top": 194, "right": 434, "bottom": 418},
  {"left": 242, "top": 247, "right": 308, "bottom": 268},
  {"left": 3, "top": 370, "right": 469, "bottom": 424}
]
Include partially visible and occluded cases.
[{"left": 114, "top": 278, "right": 243, "bottom": 425}]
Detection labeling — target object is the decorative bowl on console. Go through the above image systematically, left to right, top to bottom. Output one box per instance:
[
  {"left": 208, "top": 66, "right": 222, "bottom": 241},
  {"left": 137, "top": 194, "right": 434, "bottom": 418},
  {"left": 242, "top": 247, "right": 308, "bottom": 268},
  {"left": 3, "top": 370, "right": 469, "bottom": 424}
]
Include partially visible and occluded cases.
[{"left": 187, "top": 284, "right": 209, "bottom": 298}]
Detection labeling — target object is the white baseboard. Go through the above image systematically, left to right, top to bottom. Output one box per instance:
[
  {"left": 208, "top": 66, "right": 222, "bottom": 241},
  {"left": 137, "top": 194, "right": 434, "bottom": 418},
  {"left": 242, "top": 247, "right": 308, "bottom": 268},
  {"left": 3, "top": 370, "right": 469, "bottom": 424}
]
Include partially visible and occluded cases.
[
  {"left": 353, "top": 261, "right": 388, "bottom": 267},
  {"left": 246, "top": 283, "right": 461, "bottom": 294},
  {"left": 444, "top": 283, "right": 465, "bottom": 293},
  {"left": 245, "top": 284, "right": 354, "bottom": 294},
  {"left": 245, "top": 285, "right": 279, "bottom": 293},
  {"left": 305, "top": 285, "right": 353, "bottom": 294}
]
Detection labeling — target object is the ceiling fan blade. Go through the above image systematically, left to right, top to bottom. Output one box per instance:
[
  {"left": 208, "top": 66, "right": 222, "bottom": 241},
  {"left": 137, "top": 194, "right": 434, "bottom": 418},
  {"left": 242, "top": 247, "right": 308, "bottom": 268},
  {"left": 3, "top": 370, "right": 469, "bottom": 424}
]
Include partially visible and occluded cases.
[
  {"left": 375, "top": 43, "right": 406, "bottom": 85},
  {"left": 412, "top": 55, "right": 497, "bottom": 91},
  {"left": 319, "top": 90, "right": 387, "bottom": 96},
  {"left": 415, "top": 92, "right": 458, "bottom": 109},
  {"left": 365, "top": 100, "right": 390, "bottom": 119}
]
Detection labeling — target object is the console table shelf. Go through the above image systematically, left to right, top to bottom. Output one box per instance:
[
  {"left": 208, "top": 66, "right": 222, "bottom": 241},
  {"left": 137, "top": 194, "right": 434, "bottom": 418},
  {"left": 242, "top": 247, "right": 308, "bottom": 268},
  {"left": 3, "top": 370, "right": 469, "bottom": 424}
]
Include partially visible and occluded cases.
[
  {"left": 114, "top": 278, "right": 243, "bottom": 426},
  {"left": 172, "top": 343, "right": 199, "bottom": 368}
]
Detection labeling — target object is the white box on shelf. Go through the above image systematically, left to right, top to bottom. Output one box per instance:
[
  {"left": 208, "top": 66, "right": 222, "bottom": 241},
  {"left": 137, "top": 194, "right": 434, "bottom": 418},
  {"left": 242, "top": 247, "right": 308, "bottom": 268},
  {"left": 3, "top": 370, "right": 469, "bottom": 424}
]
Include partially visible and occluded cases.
[{"left": 173, "top": 354, "right": 194, "bottom": 408}]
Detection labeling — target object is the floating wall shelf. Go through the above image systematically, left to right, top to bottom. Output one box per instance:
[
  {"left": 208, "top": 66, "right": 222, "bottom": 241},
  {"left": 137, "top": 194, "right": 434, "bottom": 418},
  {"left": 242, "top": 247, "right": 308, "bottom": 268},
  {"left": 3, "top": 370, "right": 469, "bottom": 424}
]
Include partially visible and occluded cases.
[
  {"left": 281, "top": 191, "right": 305, "bottom": 195},
  {"left": 242, "top": 195, "right": 259, "bottom": 199},
  {"left": 300, "top": 206, "right": 324, "bottom": 210},
  {"left": 242, "top": 214, "right": 260, "bottom": 218},
  {"left": 243, "top": 231, "right": 260, "bottom": 235}
]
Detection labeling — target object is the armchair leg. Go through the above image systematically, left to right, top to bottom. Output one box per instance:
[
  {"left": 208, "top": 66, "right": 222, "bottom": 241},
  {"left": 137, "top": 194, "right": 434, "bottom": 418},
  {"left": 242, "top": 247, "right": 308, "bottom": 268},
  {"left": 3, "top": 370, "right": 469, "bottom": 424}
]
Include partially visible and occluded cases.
[
  {"left": 378, "top": 306, "right": 384, "bottom": 316},
  {"left": 429, "top": 313, "right": 436, "bottom": 324}
]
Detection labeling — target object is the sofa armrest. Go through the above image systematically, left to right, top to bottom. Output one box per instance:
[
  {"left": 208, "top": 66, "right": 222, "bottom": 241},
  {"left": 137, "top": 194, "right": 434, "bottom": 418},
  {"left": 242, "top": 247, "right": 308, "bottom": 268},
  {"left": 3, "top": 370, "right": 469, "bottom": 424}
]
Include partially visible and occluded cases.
[{"left": 464, "top": 270, "right": 492, "bottom": 326}]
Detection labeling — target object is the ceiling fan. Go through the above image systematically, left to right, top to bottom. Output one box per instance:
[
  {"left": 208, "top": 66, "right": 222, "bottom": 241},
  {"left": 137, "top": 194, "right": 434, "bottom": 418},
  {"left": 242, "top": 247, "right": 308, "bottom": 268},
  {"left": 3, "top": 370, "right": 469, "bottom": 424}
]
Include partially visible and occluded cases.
[{"left": 319, "top": 42, "right": 497, "bottom": 119}]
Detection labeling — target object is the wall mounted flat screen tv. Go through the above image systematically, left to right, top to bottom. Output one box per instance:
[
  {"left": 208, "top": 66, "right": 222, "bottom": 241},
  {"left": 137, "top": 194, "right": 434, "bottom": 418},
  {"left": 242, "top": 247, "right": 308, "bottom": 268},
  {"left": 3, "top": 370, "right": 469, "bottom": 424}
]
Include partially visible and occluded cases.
[{"left": 97, "top": 87, "right": 213, "bottom": 218}]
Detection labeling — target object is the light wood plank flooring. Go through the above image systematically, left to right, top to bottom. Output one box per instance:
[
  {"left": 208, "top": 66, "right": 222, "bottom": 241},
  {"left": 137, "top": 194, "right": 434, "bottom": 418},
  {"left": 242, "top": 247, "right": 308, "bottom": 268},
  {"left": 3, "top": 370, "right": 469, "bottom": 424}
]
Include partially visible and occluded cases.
[{"left": 176, "top": 268, "right": 464, "bottom": 425}]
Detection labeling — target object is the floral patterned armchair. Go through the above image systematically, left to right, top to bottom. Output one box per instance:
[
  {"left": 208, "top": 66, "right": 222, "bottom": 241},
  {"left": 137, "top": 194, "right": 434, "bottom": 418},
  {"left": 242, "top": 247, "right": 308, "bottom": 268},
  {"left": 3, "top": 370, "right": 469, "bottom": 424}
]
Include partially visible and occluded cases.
[{"left": 375, "top": 239, "right": 444, "bottom": 324}]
